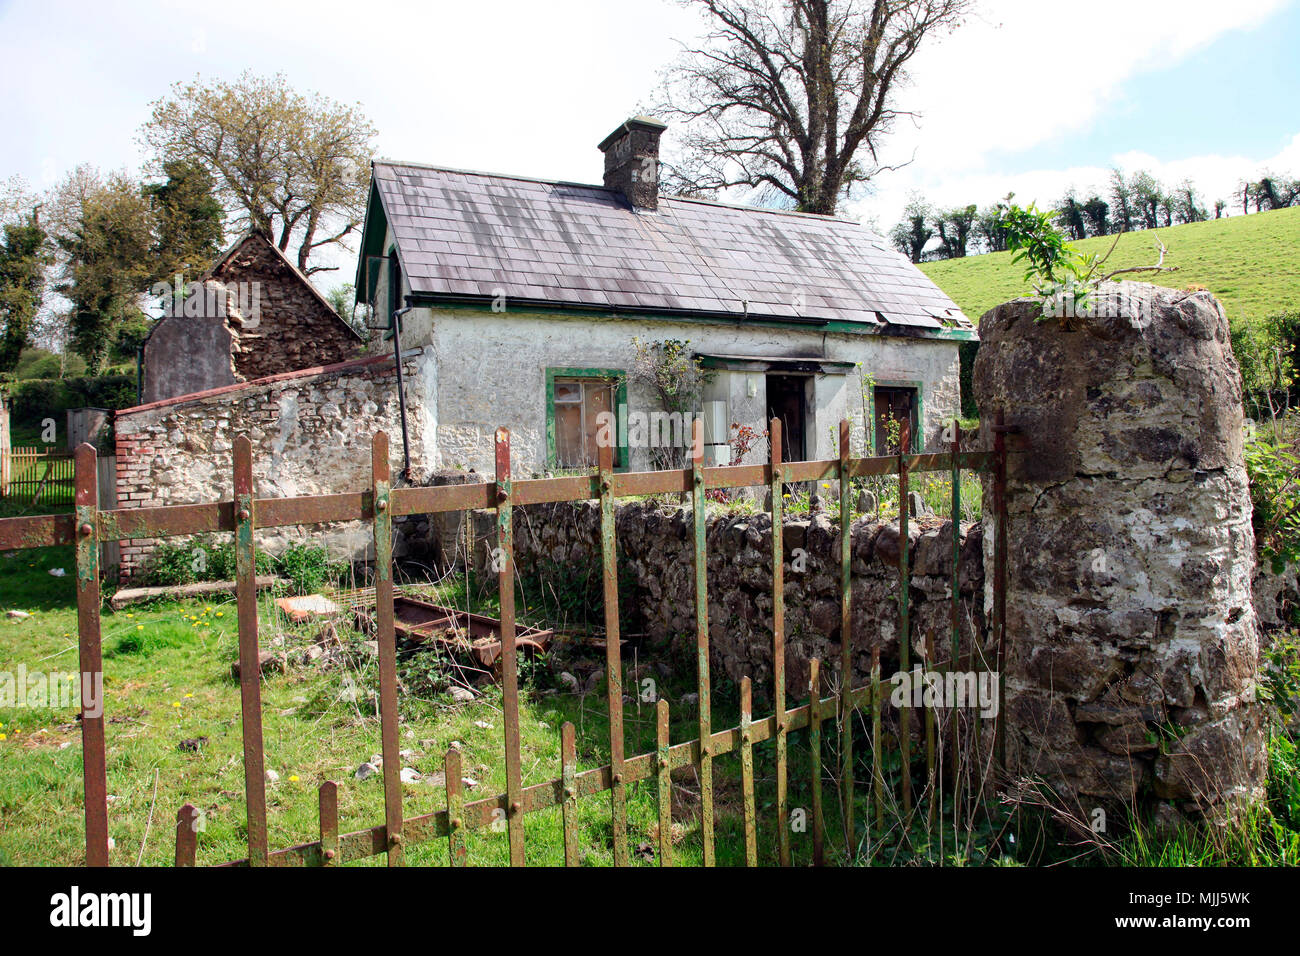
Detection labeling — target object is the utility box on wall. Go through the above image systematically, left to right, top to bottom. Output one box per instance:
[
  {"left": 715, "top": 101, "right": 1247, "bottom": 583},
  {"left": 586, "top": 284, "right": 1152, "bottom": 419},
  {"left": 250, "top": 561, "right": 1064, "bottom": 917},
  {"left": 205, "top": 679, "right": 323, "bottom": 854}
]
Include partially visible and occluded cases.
[{"left": 701, "top": 400, "right": 730, "bottom": 466}]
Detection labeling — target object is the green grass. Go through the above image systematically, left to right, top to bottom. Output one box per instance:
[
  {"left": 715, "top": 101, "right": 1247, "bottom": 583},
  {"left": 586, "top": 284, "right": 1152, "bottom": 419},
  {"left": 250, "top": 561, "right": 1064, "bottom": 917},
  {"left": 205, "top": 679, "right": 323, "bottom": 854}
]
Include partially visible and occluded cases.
[
  {"left": 920, "top": 205, "right": 1300, "bottom": 325},
  {"left": 1, "top": 534, "right": 1295, "bottom": 867},
  {"left": 0, "top": 545, "right": 863, "bottom": 867}
]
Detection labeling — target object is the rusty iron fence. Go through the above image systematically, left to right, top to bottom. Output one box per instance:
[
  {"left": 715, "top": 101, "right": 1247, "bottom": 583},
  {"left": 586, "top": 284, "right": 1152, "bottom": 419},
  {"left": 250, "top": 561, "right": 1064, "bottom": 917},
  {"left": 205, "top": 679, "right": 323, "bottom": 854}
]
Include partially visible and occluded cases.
[
  {"left": 0, "top": 413, "right": 1010, "bottom": 867},
  {"left": 1, "top": 446, "right": 75, "bottom": 504}
]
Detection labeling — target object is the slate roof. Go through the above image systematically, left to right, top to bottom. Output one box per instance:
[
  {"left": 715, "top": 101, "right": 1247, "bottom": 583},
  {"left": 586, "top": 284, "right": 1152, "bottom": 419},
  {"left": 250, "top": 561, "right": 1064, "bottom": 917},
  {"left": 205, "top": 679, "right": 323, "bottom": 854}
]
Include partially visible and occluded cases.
[{"left": 364, "top": 161, "right": 971, "bottom": 334}]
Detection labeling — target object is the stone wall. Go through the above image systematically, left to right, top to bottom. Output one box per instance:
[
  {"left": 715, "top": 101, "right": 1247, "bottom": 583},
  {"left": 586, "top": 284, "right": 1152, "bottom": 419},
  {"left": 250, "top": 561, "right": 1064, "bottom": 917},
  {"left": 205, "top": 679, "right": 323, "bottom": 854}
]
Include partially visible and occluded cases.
[
  {"left": 217, "top": 234, "right": 363, "bottom": 382},
  {"left": 973, "top": 283, "right": 1264, "bottom": 815},
  {"left": 114, "top": 349, "right": 438, "bottom": 581},
  {"left": 470, "top": 499, "right": 988, "bottom": 698}
]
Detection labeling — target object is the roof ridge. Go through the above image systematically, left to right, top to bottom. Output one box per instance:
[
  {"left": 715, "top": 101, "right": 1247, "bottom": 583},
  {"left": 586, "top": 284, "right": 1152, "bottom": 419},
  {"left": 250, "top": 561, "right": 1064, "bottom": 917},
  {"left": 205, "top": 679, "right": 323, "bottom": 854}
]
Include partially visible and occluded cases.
[
  {"left": 373, "top": 158, "right": 868, "bottom": 227},
  {"left": 373, "top": 158, "right": 610, "bottom": 193}
]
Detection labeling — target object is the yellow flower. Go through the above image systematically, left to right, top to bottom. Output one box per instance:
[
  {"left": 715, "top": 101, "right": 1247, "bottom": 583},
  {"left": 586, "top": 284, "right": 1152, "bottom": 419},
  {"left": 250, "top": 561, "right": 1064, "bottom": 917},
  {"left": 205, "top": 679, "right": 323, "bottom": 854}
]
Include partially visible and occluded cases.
[
  {"left": 216, "top": 612, "right": 224, "bottom": 617},
  {"left": 126, "top": 613, "right": 134, "bottom": 619},
  {"left": 136, "top": 625, "right": 144, "bottom": 631},
  {"left": 184, "top": 693, "right": 193, "bottom": 699},
  {"left": 171, "top": 701, "right": 181, "bottom": 708},
  {"left": 0, "top": 733, "right": 6, "bottom": 741},
  {"left": 289, "top": 775, "right": 300, "bottom": 782}
]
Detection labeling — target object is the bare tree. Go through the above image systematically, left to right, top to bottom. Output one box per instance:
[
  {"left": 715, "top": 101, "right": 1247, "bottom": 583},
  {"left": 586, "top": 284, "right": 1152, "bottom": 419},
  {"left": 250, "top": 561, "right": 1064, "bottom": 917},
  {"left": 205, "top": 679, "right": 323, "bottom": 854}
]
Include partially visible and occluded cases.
[{"left": 657, "top": 0, "right": 973, "bottom": 215}]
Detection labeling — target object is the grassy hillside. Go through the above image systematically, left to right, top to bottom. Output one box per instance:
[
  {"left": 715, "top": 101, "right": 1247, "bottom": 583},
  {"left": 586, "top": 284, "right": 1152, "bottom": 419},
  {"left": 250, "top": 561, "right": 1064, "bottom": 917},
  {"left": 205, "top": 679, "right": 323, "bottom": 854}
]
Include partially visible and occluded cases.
[{"left": 920, "top": 205, "right": 1300, "bottom": 326}]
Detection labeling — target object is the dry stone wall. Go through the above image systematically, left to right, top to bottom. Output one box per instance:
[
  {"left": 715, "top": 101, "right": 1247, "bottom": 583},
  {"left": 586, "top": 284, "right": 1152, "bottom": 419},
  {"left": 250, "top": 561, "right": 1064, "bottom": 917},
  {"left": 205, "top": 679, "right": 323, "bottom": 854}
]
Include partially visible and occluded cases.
[{"left": 470, "top": 499, "right": 988, "bottom": 700}]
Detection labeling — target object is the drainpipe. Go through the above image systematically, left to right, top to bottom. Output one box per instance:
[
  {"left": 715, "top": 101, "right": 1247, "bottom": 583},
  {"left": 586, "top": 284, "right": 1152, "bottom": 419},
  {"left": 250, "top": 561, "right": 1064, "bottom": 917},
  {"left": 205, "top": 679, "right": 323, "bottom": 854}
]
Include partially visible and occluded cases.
[
  {"left": 390, "top": 306, "right": 414, "bottom": 481},
  {"left": 135, "top": 346, "right": 144, "bottom": 405}
]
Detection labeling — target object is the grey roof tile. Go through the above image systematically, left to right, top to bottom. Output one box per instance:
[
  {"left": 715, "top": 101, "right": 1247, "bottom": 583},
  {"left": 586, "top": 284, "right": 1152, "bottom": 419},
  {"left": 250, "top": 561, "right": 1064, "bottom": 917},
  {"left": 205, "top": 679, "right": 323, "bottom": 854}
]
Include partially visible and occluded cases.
[{"left": 372, "top": 162, "right": 972, "bottom": 332}]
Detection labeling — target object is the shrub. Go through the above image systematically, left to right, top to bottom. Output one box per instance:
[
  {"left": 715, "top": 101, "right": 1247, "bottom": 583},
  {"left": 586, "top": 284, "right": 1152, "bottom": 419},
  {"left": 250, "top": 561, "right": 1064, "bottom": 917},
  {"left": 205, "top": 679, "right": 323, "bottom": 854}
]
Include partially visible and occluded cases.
[
  {"left": 1233, "top": 309, "right": 1300, "bottom": 419},
  {"left": 2, "top": 373, "right": 138, "bottom": 434},
  {"left": 1244, "top": 415, "right": 1300, "bottom": 572}
]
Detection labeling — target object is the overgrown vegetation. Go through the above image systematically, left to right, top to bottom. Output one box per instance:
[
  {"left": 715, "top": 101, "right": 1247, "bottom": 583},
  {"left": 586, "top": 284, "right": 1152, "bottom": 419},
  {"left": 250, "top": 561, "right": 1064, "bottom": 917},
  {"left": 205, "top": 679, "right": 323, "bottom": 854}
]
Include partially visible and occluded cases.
[{"left": 143, "top": 537, "right": 348, "bottom": 595}]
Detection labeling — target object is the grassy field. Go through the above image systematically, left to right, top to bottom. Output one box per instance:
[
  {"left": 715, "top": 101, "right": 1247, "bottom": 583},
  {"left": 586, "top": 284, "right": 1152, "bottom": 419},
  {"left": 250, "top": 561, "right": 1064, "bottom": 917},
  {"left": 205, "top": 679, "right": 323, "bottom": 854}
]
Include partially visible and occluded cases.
[
  {"left": 920, "top": 205, "right": 1300, "bottom": 325},
  {"left": 2, "top": 533, "right": 915, "bottom": 867}
]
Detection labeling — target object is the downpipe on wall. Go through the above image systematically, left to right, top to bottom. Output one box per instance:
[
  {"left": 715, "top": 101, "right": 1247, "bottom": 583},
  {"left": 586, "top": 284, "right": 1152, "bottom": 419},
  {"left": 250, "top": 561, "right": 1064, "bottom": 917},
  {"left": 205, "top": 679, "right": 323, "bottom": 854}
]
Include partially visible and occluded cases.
[{"left": 369, "top": 305, "right": 414, "bottom": 481}]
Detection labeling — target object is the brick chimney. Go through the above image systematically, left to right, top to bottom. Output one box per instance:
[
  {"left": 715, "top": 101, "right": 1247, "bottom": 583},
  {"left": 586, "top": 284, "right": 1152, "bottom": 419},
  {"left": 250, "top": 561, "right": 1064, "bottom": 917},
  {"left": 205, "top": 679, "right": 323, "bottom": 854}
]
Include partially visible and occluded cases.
[{"left": 598, "top": 116, "right": 667, "bottom": 211}]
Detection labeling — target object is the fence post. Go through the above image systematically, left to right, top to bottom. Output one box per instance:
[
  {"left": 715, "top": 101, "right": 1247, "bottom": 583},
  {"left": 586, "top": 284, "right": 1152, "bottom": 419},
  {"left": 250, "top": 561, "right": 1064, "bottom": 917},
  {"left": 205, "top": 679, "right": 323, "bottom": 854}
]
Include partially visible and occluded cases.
[
  {"left": 0, "top": 396, "right": 9, "bottom": 496},
  {"left": 690, "top": 417, "right": 714, "bottom": 866},
  {"left": 770, "top": 417, "right": 790, "bottom": 866},
  {"left": 898, "top": 417, "right": 912, "bottom": 817},
  {"left": 837, "top": 419, "right": 855, "bottom": 856},
  {"left": 950, "top": 423, "right": 962, "bottom": 810},
  {"left": 495, "top": 427, "right": 525, "bottom": 865},
  {"left": 371, "top": 432, "right": 403, "bottom": 865},
  {"left": 233, "top": 435, "right": 269, "bottom": 865},
  {"left": 598, "top": 440, "right": 628, "bottom": 865},
  {"left": 74, "top": 443, "right": 109, "bottom": 867},
  {"left": 808, "top": 657, "right": 825, "bottom": 866},
  {"left": 656, "top": 699, "right": 672, "bottom": 868},
  {"left": 561, "top": 722, "right": 579, "bottom": 867},
  {"left": 445, "top": 748, "right": 467, "bottom": 867},
  {"left": 319, "top": 782, "right": 338, "bottom": 866},
  {"left": 174, "top": 804, "right": 198, "bottom": 867}
]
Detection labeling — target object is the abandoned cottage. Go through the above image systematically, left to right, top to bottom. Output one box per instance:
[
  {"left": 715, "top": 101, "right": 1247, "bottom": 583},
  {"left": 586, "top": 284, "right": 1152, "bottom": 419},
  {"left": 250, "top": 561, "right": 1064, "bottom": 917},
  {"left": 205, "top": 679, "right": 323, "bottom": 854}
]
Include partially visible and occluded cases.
[{"left": 112, "top": 116, "right": 973, "bottom": 579}]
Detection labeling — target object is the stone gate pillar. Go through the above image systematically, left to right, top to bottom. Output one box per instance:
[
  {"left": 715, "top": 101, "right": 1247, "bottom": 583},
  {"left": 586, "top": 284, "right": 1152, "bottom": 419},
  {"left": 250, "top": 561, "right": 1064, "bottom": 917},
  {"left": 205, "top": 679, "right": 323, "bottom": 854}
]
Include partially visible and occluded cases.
[{"left": 973, "top": 282, "right": 1265, "bottom": 817}]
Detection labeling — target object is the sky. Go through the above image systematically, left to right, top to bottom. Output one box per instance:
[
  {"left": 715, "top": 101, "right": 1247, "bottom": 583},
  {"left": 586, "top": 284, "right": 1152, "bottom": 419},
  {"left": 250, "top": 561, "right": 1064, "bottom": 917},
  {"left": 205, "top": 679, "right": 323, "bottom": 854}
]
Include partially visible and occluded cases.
[{"left": 1, "top": 0, "right": 1296, "bottom": 289}]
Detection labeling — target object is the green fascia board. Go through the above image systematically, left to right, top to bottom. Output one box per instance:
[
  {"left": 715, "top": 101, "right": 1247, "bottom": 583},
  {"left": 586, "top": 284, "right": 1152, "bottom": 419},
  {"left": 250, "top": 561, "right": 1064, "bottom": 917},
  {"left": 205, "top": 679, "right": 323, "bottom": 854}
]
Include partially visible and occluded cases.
[
  {"left": 354, "top": 180, "right": 390, "bottom": 307},
  {"left": 405, "top": 293, "right": 975, "bottom": 342}
]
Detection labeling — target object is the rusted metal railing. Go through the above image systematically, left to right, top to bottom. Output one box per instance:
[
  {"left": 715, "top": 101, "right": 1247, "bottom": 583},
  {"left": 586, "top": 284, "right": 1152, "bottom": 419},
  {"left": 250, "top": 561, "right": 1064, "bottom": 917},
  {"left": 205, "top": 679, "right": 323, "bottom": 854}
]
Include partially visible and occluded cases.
[{"left": 0, "top": 415, "right": 1009, "bottom": 867}]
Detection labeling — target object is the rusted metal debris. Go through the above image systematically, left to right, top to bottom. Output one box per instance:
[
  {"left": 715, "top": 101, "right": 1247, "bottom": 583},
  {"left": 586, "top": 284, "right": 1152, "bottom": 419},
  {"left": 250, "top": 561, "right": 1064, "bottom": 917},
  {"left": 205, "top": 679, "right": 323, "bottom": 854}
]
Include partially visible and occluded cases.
[{"left": 355, "top": 595, "right": 553, "bottom": 672}]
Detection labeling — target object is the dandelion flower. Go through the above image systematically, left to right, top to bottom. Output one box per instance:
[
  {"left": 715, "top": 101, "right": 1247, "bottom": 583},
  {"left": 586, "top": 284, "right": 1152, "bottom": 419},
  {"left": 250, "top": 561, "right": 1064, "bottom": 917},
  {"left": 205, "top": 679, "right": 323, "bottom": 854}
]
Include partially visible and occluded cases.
[
  {"left": 136, "top": 625, "right": 144, "bottom": 631},
  {"left": 171, "top": 701, "right": 181, "bottom": 708},
  {"left": 0, "top": 733, "right": 6, "bottom": 741},
  {"left": 289, "top": 775, "right": 300, "bottom": 782}
]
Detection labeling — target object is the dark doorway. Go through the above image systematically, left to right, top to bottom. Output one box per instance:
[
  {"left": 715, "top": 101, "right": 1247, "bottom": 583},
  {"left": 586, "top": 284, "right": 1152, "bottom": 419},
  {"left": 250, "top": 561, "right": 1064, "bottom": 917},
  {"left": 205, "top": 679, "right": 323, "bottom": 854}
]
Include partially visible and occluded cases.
[
  {"left": 767, "top": 375, "right": 808, "bottom": 461},
  {"left": 873, "top": 386, "right": 918, "bottom": 454}
]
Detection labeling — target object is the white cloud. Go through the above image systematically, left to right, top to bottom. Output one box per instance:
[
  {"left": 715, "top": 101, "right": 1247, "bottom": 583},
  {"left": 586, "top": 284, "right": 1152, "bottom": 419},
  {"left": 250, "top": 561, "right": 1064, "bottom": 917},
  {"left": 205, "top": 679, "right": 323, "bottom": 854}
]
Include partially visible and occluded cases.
[
  {"left": 885, "top": 0, "right": 1290, "bottom": 170},
  {"left": 852, "top": 131, "right": 1300, "bottom": 238}
]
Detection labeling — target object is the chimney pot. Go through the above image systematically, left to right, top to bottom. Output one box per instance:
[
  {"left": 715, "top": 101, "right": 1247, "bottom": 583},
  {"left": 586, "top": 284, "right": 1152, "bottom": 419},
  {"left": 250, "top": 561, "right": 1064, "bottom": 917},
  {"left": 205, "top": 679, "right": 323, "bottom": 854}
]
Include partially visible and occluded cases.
[{"left": 598, "top": 116, "right": 666, "bottom": 211}]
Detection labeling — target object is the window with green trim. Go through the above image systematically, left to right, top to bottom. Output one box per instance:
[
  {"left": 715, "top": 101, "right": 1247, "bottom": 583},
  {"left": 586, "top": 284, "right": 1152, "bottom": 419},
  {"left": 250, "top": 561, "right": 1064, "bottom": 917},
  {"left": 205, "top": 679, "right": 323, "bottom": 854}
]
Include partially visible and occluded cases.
[{"left": 546, "top": 370, "right": 626, "bottom": 469}]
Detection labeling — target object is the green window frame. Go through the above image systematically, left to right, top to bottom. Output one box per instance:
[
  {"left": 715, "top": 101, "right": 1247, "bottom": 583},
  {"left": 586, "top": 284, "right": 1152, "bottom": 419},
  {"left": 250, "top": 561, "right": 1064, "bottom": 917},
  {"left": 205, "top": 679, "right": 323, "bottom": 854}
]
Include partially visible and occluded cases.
[{"left": 545, "top": 367, "right": 629, "bottom": 471}]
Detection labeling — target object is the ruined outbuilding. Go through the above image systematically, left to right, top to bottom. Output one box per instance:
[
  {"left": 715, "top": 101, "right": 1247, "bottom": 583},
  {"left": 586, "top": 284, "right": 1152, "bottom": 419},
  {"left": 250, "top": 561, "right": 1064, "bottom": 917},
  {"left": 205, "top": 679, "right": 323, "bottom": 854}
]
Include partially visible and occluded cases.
[{"left": 140, "top": 231, "right": 364, "bottom": 404}]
